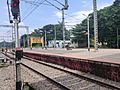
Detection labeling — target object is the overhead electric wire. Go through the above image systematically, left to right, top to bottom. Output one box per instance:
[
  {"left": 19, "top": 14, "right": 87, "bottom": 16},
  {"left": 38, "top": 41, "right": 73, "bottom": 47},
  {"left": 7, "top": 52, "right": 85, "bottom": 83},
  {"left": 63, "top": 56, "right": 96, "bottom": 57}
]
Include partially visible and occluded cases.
[
  {"left": 21, "top": 0, "right": 51, "bottom": 6},
  {"left": 21, "top": 0, "right": 40, "bottom": 17},
  {"left": 21, "top": 0, "right": 52, "bottom": 19},
  {"left": 22, "top": 0, "right": 45, "bottom": 21},
  {"left": 45, "top": 0, "right": 61, "bottom": 10},
  {"left": 52, "top": 0, "right": 64, "bottom": 6},
  {"left": 65, "top": 13, "right": 84, "bottom": 21}
]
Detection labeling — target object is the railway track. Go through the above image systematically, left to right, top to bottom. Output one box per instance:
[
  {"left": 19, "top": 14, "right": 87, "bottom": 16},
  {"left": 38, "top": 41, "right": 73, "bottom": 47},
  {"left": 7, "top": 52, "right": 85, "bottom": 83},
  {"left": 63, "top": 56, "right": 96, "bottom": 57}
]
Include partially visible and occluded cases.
[
  {"left": 5, "top": 52, "right": 120, "bottom": 90},
  {"left": 21, "top": 62, "right": 70, "bottom": 90}
]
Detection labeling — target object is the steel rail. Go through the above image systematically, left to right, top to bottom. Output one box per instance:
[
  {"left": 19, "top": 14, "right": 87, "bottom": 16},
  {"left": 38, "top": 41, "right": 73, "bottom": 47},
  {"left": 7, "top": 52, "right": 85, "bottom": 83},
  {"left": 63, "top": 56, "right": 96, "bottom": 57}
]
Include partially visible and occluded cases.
[
  {"left": 4, "top": 52, "right": 70, "bottom": 90},
  {"left": 5, "top": 52, "right": 120, "bottom": 90},
  {"left": 24, "top": 56, "right": 120, "bottom": 90},
  {"left": 21, "top": 63, "right": 70, "bottom": 90}
]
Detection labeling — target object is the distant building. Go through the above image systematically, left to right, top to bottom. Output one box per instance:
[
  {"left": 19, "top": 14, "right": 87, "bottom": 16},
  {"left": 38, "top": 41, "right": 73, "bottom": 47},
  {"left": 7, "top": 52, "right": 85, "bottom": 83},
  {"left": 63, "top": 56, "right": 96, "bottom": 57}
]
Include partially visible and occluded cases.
[{"left": 48, "top": 40, "right": 71, "bottom": 48}]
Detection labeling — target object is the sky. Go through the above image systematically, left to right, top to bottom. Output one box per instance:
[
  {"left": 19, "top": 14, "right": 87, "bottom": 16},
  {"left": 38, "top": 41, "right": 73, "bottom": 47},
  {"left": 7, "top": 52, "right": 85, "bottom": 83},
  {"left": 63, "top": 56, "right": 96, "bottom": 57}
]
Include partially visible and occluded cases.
[{"left": 0, "top": 0, "right": 115, "bottom": 42}]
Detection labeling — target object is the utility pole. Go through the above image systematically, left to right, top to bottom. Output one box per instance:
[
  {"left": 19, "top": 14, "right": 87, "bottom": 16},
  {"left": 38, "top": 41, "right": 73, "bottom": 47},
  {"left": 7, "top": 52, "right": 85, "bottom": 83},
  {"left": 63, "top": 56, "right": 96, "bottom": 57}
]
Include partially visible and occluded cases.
[
  {"left": 45, "top": 0, "right": 68, "bottom": 48},
  {"left": 62, "top": 0, "right": 69, "bottom": 48},
  {"left": 93, "top": 0, "right": 98, "bottom": 51},
  {"left": 62, "top": 9, "right": 65, "bottom": 48},
  {"left": 83, "top": 14, "right": 90, "bottom": 51},
  {"left": 87, "top": 16, "right": 90, "bottom": 51},
  {"left": 0, "top": 25, "right": 29, "bottom": 48},
  {"left": 54, "top": 25, "right": 56, "bottom": 48},
  {"left": 26, "top": 27, "right": 29, "bottom": 48},
  {"left": 117, "top": 28, "right": 119, "bottom": 48},
  {"left": 45, "top": 29, "right": 47, "bottom": 48},
  {"left": 23, "top": 36, "right": 26, "bottom": 48},
  {"left": 4, "top": 40, "right": 5, "bottom": 48}
]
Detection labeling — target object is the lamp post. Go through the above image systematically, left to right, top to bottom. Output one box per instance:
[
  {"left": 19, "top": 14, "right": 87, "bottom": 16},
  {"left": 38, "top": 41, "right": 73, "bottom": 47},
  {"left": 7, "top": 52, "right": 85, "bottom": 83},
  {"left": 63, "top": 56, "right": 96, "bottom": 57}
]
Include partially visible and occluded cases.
[{"left": 83, "top": 14, "right": 90, "bottom": 51}]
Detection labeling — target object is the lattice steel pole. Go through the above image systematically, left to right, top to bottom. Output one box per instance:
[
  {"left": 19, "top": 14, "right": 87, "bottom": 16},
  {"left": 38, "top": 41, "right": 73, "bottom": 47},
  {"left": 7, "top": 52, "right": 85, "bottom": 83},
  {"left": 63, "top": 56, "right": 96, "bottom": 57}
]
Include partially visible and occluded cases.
[
  {"left": 93, "top": 0, "right": 98, "bottom": 51},
  {"left": 62, "top": 9, "right": 65, "bottom": 48},
  {"left": 54, "top": 25, "right": 56, "bottom": 48},
  {"left": 26, "top": 27, "right": 29, "bottom": 48}
]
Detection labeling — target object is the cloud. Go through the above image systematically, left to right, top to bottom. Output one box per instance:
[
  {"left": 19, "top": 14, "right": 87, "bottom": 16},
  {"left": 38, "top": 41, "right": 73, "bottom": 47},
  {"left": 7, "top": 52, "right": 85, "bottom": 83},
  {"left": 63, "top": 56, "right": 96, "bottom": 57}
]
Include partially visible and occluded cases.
[
  {"left": 54, "top": 0, "right": 114, "bottom": 30},
  {"left": 81, "top": 0, "right": 87, "bottom": 4},
  {"left": 98, "top": 3, "right": 112, "bottom": 10},
  {"left": 54, "top": 10, "right": 92, "bottom": 29},
  {"left": 65, "top": 10, "right": 92, "bottom": 29},
  {"left": 54, "top": 11, "right": 62, "bottom": 19},
  {"left": 19, "top": 22, "right": 34, "bottom": 36}
]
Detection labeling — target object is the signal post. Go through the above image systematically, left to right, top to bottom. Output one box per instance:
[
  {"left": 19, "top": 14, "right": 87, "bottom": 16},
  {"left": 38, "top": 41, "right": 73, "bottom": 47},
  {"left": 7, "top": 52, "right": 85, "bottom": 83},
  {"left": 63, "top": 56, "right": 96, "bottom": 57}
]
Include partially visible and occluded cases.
[{"left": 11, "top": 0, "right": 23, "bottom": 90}]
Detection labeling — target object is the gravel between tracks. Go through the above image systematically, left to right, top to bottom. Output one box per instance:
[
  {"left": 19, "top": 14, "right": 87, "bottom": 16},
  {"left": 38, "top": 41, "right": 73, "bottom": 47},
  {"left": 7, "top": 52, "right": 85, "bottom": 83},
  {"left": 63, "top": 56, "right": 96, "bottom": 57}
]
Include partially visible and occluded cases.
[
  {"left": 1, "top": 52, "right": 119, "bottom": 90},
  {"left": 21, "top": 59, "right": 115, "bottom": 90},
  {"left": 0, "top": 65, "right": 16, "bottom": 90}
]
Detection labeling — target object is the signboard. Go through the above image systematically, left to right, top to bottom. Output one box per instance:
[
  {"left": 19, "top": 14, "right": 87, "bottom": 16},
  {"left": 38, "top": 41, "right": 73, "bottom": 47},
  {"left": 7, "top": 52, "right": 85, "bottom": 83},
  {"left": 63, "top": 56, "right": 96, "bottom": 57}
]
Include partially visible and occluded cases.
[{"left": 30, "top": 37, "right": 44, "bottom": 48}]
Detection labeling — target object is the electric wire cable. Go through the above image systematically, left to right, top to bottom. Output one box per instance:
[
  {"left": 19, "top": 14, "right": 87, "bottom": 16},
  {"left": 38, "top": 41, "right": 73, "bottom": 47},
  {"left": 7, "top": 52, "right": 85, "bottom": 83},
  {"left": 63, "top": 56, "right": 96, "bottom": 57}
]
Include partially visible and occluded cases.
[
  {"left": 21, "top": 0, "right": 39, "bottom": 18},
  {"left": 21, "top": 0, "right": 50, "bottom": 6},
  {"left": 21, "top": 0, "right": 51, "bottom": 20},
  {"left": 22, "top": 0, "right": 45, "bottom": 21},
  {"left": 44, "top": 0, "right": 61, "bottom": 10},
  {"left": 52, "top": 0, "right": 64, "bottom": 6},
  {"left": 65, "top": 14, "right": 83, "bottom": 21}
]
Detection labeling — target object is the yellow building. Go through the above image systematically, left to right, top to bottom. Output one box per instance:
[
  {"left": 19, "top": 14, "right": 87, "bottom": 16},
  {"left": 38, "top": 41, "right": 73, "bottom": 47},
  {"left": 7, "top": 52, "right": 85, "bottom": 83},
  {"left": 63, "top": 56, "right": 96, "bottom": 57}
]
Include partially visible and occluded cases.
[{"left": 30, "top": 37, "right": 44, "bottom": 48}]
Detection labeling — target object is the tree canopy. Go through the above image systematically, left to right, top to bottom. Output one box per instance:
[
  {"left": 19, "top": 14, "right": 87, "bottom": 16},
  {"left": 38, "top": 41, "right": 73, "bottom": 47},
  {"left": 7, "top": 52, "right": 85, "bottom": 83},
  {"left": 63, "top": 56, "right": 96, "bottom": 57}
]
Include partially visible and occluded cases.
[{"left": 71, "top": 0, "right": 120, "bottom": 48}]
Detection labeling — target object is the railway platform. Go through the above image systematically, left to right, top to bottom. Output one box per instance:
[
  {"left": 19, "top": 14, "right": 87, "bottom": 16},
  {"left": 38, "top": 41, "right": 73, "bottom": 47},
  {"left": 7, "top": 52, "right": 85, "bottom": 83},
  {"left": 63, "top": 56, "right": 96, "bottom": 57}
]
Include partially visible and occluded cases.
[
  {"left": 23, "top": 48, "right": 120, "bottom": 82},
  {"left": 24, "top": 48, "right": 120, "bottom": 64}
]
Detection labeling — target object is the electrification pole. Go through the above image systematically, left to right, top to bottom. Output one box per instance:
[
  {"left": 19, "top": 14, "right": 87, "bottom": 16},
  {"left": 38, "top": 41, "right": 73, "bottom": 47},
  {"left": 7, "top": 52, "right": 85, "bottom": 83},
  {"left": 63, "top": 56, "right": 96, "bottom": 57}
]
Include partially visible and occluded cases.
[
  {"left": 45, "top": 0, "right": 68, "bottom": 48},
  {"left": 62, "top": 0, "right": 69, "bottom": 48},
  {"left": 93, "top": 0, "right": 98, "bottom": 51},
  {"left": 62, "top": 9, "right": 65, "bottom": 48},
  {"left": 83, "top": 14, "right": 90, "bottom": 51},
  {"left": 87, "top": 16, "right": 90, "bottom": 51},
  {"left": 54, "top": 25, "right": 56, "bottom": 48},
  {"left": 26, "top": 27, "right": 29, "bottom": 48},
  {"left": 117, "top": 28, "right": 119, "bottom": 48},
  {"left": 45, "top": 29, "right": 47, "bottom": 48},
  {"left": 23, "top": 36, "right": 26, "bottom": 48},
  {"left": 4, "top": 40, "right": 5, "bottom": 48}
]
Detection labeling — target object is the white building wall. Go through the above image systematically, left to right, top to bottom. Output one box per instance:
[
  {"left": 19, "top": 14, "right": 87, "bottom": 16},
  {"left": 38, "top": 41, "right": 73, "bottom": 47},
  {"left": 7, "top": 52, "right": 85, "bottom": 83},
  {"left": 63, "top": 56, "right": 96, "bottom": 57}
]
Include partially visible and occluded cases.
[{"left": 48, "top": 40, "right": 71, "bottom": 48}]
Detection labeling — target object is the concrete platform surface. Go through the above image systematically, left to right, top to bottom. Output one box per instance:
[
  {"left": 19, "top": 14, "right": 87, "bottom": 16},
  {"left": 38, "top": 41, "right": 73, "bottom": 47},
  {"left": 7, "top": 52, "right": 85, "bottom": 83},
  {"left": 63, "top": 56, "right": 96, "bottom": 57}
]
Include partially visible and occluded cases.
[{"left": 24, "top": 48, "right": 120, "bottom": 64}]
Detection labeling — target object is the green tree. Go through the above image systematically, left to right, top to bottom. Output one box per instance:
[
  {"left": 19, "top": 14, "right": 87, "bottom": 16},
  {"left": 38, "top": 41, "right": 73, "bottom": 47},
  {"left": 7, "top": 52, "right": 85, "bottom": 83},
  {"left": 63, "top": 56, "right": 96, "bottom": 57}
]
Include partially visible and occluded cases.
[{"left": 71, "top": 0, "right": 120, "bottom": 48}]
